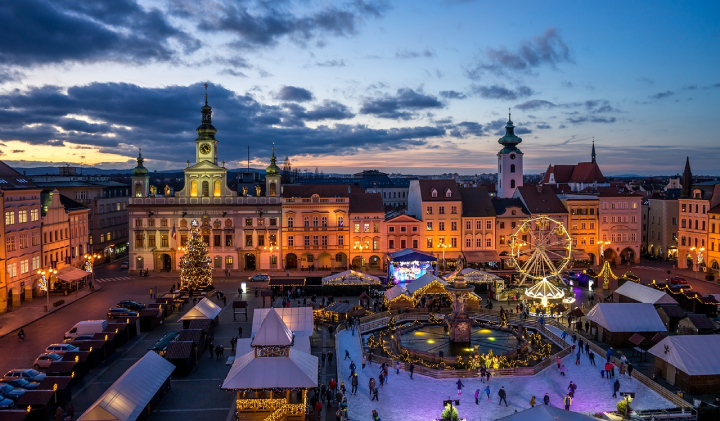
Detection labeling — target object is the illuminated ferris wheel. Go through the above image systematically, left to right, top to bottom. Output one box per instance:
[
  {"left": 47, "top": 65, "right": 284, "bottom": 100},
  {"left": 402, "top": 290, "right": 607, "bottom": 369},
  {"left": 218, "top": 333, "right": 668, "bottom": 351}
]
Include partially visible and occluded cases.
[{"left": 509, "top": 215, "right": 573, "bottom": 285}]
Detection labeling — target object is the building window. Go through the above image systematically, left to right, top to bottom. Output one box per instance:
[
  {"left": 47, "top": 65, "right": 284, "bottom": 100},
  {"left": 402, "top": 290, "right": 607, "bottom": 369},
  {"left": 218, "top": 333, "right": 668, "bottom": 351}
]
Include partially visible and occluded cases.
[
  {"left": 431, "top": 189, "right": 437, "bottom": 198},
  {"left": 446, "top": 189, "right": 452, "bottom": 198},
  {"left": 426, "top": 206, "right": 433, "bottom": 215},
  {"left": 439, "top": 206, "right": 445, "bottom": 215},
  {"left": 451, "top": 206, "right": 458, "bottom": 214},
  {"left": 30, "top": 208, "right": 39, "bottom": 221},
  {"left": 18, "top": 210, "right": 27, "bottom": 223},
  {"left": 5, "top": 211, "right": 14, "bottom": 225},
  {"left": 313, "top": 217, "right": 319, "bottom": 228},
  {"left": 321, "top": 217, "right": 328, "bottom": 227},
  {"left": 338, "top": 217, "right": 344, "bottom": 226},
  {"left": 245, "top": 218, "right": 253, "bottom": 227},
  {"left": 161, "top": 219, "right": 168, "bottom": 227},
  {"left": 486, "top": 220, "right": 492, "bottom": 230},
  {"left": 426, "top": 221, "right": 433, "bottom": 231},
  {"left": 451, "top": 221, "right": 457, "bottom": 231},
  {"left": 438, "top": 222, "right": 445, "bottom": 231},
  {"left": 499, "top": 222, "right": 505, "bottom": 229},
  {"left": 354, "top": 223, "right": 361, "bottom": 233},
  {"left": 364, "top": 223, "right": 370, "bottom": 233},
  {"left": 373, "top": 223, "right": 380, "bottom": 233},
  {"left": 389, "top": 226, "right": 396, "bottom": 232},
  {"left": 412, "top": 226, "right": 418, "bottom": 232},
  {"left": 19, "top": 233, "right": 28, "bottom": 249},
  {"left": 100, "top": 234, "right": 105, "bottom": 243},
  {"left": 6, "top": 235, "right": 16, "bottom": 252},
  {"left": 148, "top": 235, "right": 156, "bottom": 247},
  {"left": 161, "top": 235, "right": 168, "bottom": 247},
  {"left": 214, "top": 235, "right": 221, "bottom": 247},
  {"left": 225, "top": 235, "right": 233, "bottom": 246},
  {"left": 245, "top": 235, "right": 253, "bottom": 246},
  {"left": 258, "top": 235, "right": 265, "bottom": 246},
  {"left": 321, "top": 235, "right": 328, "bottom": 246},
  {"left": 499, "top": 235, "right": 505, "bottom": 245},
  {"left": 288, "top": 236, "right": 294, "bottom": 246},
  {"left": 304, "top": 236, "right": 310, "bottom": 246},
  {"left": 311, "top": 236, "right": 318, "bottom": 246},
  {"left": 338, "top": 236, "right": 344, "bottom": 246},
  {"left": 427, "top": 237, "right": 433, "bottom": 248},
  {"left": 467, "top": 238, "right": 473, "bottom": 248},
  {"left": 486, "top": 238, "right": 492, "bottom": 247},
  {"left": 389, "top": 239, "right": 395, "bottom": 249},
  {"left": 400, "top": 239, "right": 406, "bottom": 248},
  {"left": 412, "top": 239, "right": 418, "bottom": 248},
  {"left": 8, "top": 263, "right": 16, "bottom": 278}
]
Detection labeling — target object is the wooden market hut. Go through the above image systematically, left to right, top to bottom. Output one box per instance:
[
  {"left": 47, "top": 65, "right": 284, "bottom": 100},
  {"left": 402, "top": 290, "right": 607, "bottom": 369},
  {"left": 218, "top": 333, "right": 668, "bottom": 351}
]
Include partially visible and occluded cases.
[
  {"left": 406, "top": 273, "right": 448, "bottom": 308},
  {"left": 614, "top": 281, "right": 677, "bottom": 305},
  {"left": 384, "top": 285, "right": 413, "bottom": 310},
  {"left": 179, "top": 298, "right": 222, "bottom": 329},
  {"left": 585, "top": 303, "right": 666, "bottom": 347},
  {"left": 655, "top": 305, "right": 686, "bottom": 332},
  {"left": 677, "top": 313, "right": 717, "bottom": 335},
  {"left": 649, "top": 335, "right": 720, "bottom": 394}
]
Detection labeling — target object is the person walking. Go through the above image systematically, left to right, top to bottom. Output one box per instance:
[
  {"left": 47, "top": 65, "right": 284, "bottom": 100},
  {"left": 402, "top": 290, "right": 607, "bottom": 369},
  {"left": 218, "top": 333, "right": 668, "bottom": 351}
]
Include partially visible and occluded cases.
[
  {"left": 149, "top": 288, "right": 153, "bottom": 299},
  {"left": 238, "top": 325, "right": 243, "bottom": 338},
  {"left": 578, "top": 338, "right": 584, "bottom": 354},
  {"left": 585, "top": 342, "right": 590, "bottom": 355},
  {"left": 606, "top": 347, "right": 614, "bottom": 361},
  {"left": 345, "top": 350, "right": 350, "bottom": 360},
  {"left": 575, "top": 350, "right": 581, "bottom": 365},
  {"left": 589, "top": 350, "right": 596, "bottom": 366},
  {"left": 328, "top": 351, "right": 334, "bottom": 366},
  {"left": 321, "top": 352, "right": 326, "bottom": 367},
  {"left": 362, "top": 355, "right": 367, "bottom": 369},
  {"left": 556, "top": 356, "right": 562, "bottom": 369},
  {"left": 396, "top": 361, "right": 400, "bottom": 375},
  {"left": 409, "top": 362, "right": 415, "bottom": 379},
  {"left": 604, "top": 362, "right": 611, "bottom": 378},
  {"left": 611, "top": 362, "right": 616, "bottom": 378},
  {"left": 620, "top": 362, "right": 627, "bottom": 377},
  {"left": 627, "top": 362, "right": 634, "bottom": 378},
  {"left": 383, "top": 364, "right": 389, "bottom": 384},
  {"left": 560, "top": 364, "right": 567, "bottom": 376},
  {"left": 378, "top": 372, "right": 385, "bottom": 388},
  {"left": 351, "top": 373, "right": 358, "bottom": 395},
  {"left": 368, "top": 377, "right": 376, "bottom": 397},
  {"left": 456, "top": 379, "right": 465, "bottom": 396},
  {"left": 613, "top": 379, "right": 621, "bottom": 398},
  {"left": 567, "top": 381, "right": 577, "bottom": 398},
  {"left": 484, "top": 385, "right": 491, "bottom": 400},
  {"left": 498, "top": 386, "right": 508, "bottom": 406},
  {"left": 371, "top": 387, "right": 379, "bottom": 401},
  {"left": 474, "top": 388, "right": 480, "bottom": 405},
  {"left": 543, "top": 393, "right": 550, "bottom": 405},
  {"left": 564, "top": 394, "right": 572, "bottom": 411},
  {"left": 530, "top": 396, "right": 536, "bottom": 407},
  {"left": 315, "top": 400, "right": 323, "bottom": 417},
  {"left": 55, "top": 406, "right": 63, "bottom": 421}
]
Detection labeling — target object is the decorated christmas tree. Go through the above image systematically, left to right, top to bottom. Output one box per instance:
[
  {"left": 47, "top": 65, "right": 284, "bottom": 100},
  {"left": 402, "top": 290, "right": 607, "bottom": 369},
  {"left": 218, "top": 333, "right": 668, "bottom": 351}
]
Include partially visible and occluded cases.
[{"left": 179, "top": 220, "right": 213, "bottom": 290}]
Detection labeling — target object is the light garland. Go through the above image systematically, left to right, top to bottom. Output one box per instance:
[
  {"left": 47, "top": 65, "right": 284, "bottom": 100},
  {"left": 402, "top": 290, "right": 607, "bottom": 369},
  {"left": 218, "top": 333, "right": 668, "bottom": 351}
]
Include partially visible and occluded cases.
[{"left": 179, "top": 220, "right": 213, "bottom": 290}]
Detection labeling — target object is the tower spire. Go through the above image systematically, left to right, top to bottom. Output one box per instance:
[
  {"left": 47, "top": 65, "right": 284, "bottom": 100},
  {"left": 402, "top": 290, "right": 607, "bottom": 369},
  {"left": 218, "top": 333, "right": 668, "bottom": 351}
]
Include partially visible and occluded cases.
[
  {"left": 204, "top": 83, "right": 208, "bottom": 106},
  {"left": 591, "top": 137, "right": 596, "bottom": 164},
  {"left": 681, "top": 156, "right": 692, "bottom": 199}
]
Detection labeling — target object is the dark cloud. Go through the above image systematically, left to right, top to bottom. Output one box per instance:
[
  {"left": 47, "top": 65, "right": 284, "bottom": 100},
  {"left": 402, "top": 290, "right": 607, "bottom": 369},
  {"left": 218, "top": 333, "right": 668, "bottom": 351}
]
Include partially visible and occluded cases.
[
  {"left": 0, "top": 0, "right": 199, "bottom": 67},
  {"left": 174, "top": 0, "right": 388, "bottom": 51},
  {"left": 466, "top": 28, "right": 572, "bottom": 79},
  {"left": 395, "top": 48, "right": 435, "bottom": 59},
  {"left": 315, "top": 59, "right": 347, "bottom": 67},
  {"left": 0, "top": 67, "right": 24, "bottom": 83},
  {"left": 219, "top": 69, "right": 248, "bottom": 77},
  {"left": 0, "top": 82, "right": 446, "bottom": 166},
  {"left": 470, "top": 85, "right": 534, "bottom": 100},
  {"left": 276, "top": 86, "right": 315, "bottom": 102},
  {"left": 360, "top": 88, "right": 443, "bottom": 120},
  {"left": 438, "top": 90, "right": 467, "bottom": 100},
  {"left": 649, "top": 91, "right": 675, "bottom": 100},
  {"left": 515, "top": 99, "right": 555, "bottom": 111},
  {"left": 584, "top": 99, "right": 619, "bottom": 113},
  {"left": 566, "top": 116, "right": 617, "bottom": 125},
  {"left": 535, "top": 123, "right": 552, "bottom": 130},
  {"left": 12, "top": 150, "right": 25, "bottom": 154}
]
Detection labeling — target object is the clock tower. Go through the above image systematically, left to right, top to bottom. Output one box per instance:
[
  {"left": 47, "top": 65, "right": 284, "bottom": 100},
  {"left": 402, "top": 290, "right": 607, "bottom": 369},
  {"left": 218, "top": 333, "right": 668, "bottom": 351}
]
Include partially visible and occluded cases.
[
  {"left": 196, "top": 88, "right": 218, "bottom": 165},
  {"left": 496, "top": 110, "right": 524, "bottom": 198}
]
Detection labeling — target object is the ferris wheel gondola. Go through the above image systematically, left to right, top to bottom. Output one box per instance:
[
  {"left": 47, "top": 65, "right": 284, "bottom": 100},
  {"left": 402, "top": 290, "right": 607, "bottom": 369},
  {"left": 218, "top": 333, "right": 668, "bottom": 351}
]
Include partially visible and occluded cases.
[{"left": 509, "top": 215, "right": 573, "bottom": 285}]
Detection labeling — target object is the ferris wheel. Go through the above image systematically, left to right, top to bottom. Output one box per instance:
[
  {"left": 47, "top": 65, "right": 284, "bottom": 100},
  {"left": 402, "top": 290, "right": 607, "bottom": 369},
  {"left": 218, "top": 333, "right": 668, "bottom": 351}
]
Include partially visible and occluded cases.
[{"left": 509, "top": 215, "right": 573, "bottom": 285}]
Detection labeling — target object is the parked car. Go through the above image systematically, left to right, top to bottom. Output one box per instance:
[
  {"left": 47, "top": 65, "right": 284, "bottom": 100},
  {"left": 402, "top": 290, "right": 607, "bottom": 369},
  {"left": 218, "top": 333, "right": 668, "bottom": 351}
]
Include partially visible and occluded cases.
[
  {"left": 120, "top": 261, "right": 129, "bottom": 269},
  {"left": 249, "top": 274, "right": 270, "bottom": 282},
  {"left": 669, "top": 276, "right": 688, "bottom": 284},
  {"left": 117, "top": 300, "right": 146, "bottom": 311},
  {"left": 107, "top": 308, "right": 138, "bottom": 318},
  {"left": 65, "top": 320, "right": 108, "bottom": 339},
  {"left": 64, "top": 334, "right": 95, "bottom": 343},
  {"left": 44, "top": 344, "right": 78, "bottom": 356},
  {"left": 33, "top": 353, "right": 63, "bottom": 370},
  {"left": 3, "top": 369, "right": 46, "bottom": 382},
  {"left": 0, "top": 378, "right": 39, "bottom": 390},
  {"left": 0, "top": 384, "right": 25, "bottom": 401},
  {"left": 0, "top": 396, "right": 15, "bottom": 409}
]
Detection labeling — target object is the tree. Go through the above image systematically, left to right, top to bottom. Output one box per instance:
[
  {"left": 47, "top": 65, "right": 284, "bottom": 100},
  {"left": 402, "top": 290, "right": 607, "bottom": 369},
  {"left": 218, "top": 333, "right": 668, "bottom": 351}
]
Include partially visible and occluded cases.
[
  {"left": 179, "top": 221, "right": 213, "bottom": 290},
  {"left": 440, "top": 404, "right": 460, "bottom": 421}
]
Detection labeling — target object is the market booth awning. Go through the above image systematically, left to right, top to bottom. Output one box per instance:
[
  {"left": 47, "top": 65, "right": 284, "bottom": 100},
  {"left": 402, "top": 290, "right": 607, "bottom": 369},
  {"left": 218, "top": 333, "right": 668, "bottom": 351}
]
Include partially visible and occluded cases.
[
  {"left": 387, "top": 248, "right": 437, "bottom": 262},
  {"left": 570, "top": 249, "right": 591, "bottom": 261},
  {"left": 463, "top": 250, "right": 500, "bottom": 263},
  {"left": 56, "top": 266, "right": 90, "bottom": 282},
  {"left": 322, "top": 270, "right": 381, "bottom": 286},
  {"left": 406, "top": 273, "right": 447, "bottom": 297},
  {"left": 178, "top": 298, "right": 222, "bottom": 322},
  {"left": 585, "top": 303, "right": 666, "bottom": 332},
  {"left": 78, "top": 351, "right": 174, "bottom": 421}
]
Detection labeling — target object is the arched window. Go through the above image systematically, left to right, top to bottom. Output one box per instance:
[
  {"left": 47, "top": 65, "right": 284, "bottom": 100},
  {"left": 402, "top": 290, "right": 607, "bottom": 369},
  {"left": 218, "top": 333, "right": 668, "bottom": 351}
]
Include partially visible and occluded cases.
[
  {"left": 510, "top": 164, "right": 516, "bottom": 173},
  {"left": 511, "top": 179, "right": 516, "bottom": 188},
  {"left": 190, "top": 180, "right": 198, "bottom": 197},
  {"left": 213, "top": 180, "right": 221, "bottom": 196},
  {"left": 201, "top": 181, "right": 209, "bottom": 197},
  {"left": 269, "top": 182, "right": 276, "bottom": 196},
  {"left": 134, "top": 183, "right": 142, "bottom": 197},
  {"left": 321, "top": 216, "right": 328, "bottom": 227},
  {"left": 338, "top": 216, "right": 344, "bottom": 227},
  {"left": 287, "top": 217, "right": 294, "bottom": 228},
  {"left": 304, "top": 217, "right": 310, "bottom": 228},
  {"left": 313, "top": 217, "right": 319, "bottom": 227}
]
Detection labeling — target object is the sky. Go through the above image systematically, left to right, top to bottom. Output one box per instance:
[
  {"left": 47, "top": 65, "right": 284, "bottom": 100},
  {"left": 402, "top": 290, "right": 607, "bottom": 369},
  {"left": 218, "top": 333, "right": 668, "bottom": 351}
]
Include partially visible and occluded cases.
[{"left": 0, "top": 0, "right": 719, "bottom": 175}]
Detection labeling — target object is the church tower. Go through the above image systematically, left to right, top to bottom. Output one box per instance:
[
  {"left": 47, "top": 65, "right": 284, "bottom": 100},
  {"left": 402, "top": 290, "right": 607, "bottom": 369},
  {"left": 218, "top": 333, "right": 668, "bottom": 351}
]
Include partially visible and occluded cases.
[
  {"left": 195, "top": 85, "right": 218, "bottom": 165},
  {"left": 496, "top": 111, "right": 524, "bottom": 198},
  {"left": 265, "top": 144, "right": 281, "bottom": 197},
  {"left": 131, "top": 148, "right": 149, "bottom": 197},
  {"left": 681, "top": 156, "right": 692, "bottom": 199}
]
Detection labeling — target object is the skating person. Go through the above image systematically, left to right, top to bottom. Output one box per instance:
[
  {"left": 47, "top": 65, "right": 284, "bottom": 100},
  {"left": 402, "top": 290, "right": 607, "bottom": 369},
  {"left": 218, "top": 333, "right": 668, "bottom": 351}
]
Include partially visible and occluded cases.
[
  {"left": 561, "top": 330, "right": 568, "bottom": 341},
  {"left": 578, "top": 338, "right": 584, "bottom": 353},
  {"left": 585, "top": 342, "right": 590, "bottom": 355},
  {"left": 606, "top": 347, "right": 613, "bottom": 360},
  {"left": 345, "top": 349, "right": 350, "bottom": 360},
  {"left": 575, "top": 350, "right": 581, "bottom": 365},
  {"left": 589, "top": 350, "right": 596, "bottom": 366},
  {"left": 328, "top": 351, "right": 333, "bottom": 365},
  {"left": 321, "top": 352, "right": 326, "bottom": 367},
  {"left": 362, "top": 355, "right": 366, "bottom": 369},
  {"left": 556, "top": 356, "right": 562, "bottom": 369},
  {"left": 349, "top": 360, "right": 356, "bottom": 372},
  {"left": 396, "top": 361, "right": 400, "bottom": 375},
  {"left": 604, "top": 362, "right": 612, "bottom": 378},
  {"left": 611, "top": 362, "right": 616, "bottom": 378},
  {"left": 620, "top": 362, "right": 627, "bottom": 377},
  {"left": 627, "top": 362, "right": 634, "bottom": 378},
  {"left": 409, "top": 363, "right": 415, "bottom": 379},
  {"left": 560, "top": 364, "right": 567, "bottom": 376},
  {"left": 378, "top": 372, "right": 384, "bottom": 388},
  {"left": 351, "top": 373, "right": 358, "bottom": 395},
  {"left": 368, "top": 378, "right": 376, "bottom": 397},
  {"left": 456, "top": 379, "right": 465, "bottom": 396},
  {"left": 613, "top": 379, "right": 620, "bottom": 398},
  {"left": 340, "top": 381, "right": 346, "bottom": 396},
  {"left": 567, "top": 381, "right": 577, "bottom": 398},
  {"left": 484, "top": 385, "right": 491, "bottom": 400},
  {"left": 498, "top": 386, "right": 508, "bottom": 406},
  {"left": 371, "top": 388, "right": 379, "bottom": 401},
  {"left": 474, "top": 389, "right": 480, "bottom": 405},
  {"left": 543, "top": 393, "right": 550, "bottom": 405},
  {"left": 564, "top": 394, "right": 572, "bottom": 411},
  {"left": 530, "top": 396, "right": 536, "bottom": 407},
  {"left": 372, "top": 409, "right": 380, "bottom": 421}
]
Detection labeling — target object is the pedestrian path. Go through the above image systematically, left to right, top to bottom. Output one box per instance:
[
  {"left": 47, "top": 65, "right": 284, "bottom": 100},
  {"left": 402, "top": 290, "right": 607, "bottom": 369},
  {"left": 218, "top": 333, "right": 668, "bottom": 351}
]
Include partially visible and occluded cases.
[{"left": 94, "top": 276, "right": 133, "bottom": 283}]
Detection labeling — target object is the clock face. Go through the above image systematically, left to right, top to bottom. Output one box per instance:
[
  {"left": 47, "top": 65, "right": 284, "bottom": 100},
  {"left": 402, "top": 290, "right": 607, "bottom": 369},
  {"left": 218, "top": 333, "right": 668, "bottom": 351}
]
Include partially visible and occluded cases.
[
  {"left": 199, "top": 143, "right": 211, "bottom": 154},
  {"left": 510, "top": 154, "right": 516, "bottom": 160}
]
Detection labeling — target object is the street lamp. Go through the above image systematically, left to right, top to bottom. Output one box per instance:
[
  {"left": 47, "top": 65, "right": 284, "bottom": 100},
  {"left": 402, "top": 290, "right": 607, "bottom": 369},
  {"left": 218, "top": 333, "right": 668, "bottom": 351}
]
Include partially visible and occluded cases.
[
  {"left": 437, "top": 242, "right": 449, "bottom": 273},
  {"left": 264, "top": 244, "right": 278, "bottom": 270},
  {"left": 353, "top": 244, "right": 369, "bottom": 269},
  {"left": 690, "top": 246, "right": 705, "bottom": 279},
  {"left": 84, "top": 253, "right": 101, "bottom": 285},
  {"left": 37, "top": 269, "right": 57, "bottom": 311}
]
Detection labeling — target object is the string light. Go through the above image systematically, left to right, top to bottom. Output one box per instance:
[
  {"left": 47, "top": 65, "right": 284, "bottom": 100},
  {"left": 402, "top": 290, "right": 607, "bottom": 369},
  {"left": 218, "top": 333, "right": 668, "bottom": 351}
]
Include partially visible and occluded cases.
[{"left": 179, "top": 220, "right": 213, "bottom": 290}]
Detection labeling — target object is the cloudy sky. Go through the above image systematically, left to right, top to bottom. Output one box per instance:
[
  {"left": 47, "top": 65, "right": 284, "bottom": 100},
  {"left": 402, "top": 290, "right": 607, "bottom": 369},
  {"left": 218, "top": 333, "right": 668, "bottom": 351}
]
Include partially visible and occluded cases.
[{"left": 1, "top": 0, "right": 719, "bottom": 175}]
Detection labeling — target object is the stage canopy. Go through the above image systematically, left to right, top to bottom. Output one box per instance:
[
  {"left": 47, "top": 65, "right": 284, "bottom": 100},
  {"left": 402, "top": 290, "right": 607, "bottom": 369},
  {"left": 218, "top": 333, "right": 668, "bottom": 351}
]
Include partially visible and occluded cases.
[
  {"left": 387, "top": 248, "right": 437, "bottom": 262},
  {"left": 322, "top": 270, "right": 381, "bottom": 286}
]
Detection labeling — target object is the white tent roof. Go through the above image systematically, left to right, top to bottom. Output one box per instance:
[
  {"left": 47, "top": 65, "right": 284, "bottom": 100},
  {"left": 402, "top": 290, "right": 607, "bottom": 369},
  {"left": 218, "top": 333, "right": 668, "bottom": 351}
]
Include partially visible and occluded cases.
[
  {"left": 322, "top": 270, "right": 381, "bottom": 285},
  {"left": 406, "top": 273, "right": 447, "bottom": 295},
  {"left": 525, "top": 279, "right": 564, "bottom": 299},
  {"left": 615, "top": 282, "right": 677, "bottom": 305},
  {"left": 384, "top": 285, "right": 409, "bottom": 301},
  {"left": 178, "top": 297, "right": 222, "bottom": 321},
  {"left": 585, "top": 303, "right": 666, "bottom": 332},
  {"left": 252, "top": 307, "right": 313, "bottom": 337},
  {"left": 251, "top": 308, "right": 294, "bottom": 347},
  {"left": 236, "top": 335, "right": 311, "bottom": 357},
  {"left": 648, "top": 335, "right": 720, "bottom": 376},
  {"left": 221, "top": 348, "right": 318, "bottom": 390},
  {"left": 78, "top": 351, "right": 174, "bottom": 421},
  {"left": 497, "top": 405, "right": 597, "bottom": 421}
]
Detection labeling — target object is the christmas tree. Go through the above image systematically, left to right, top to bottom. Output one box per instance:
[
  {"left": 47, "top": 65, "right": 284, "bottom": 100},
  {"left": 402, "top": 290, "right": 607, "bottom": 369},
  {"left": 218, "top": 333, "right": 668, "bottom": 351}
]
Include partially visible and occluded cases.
[{"left": 179, "top": 220, "right": 213, "bottom": 290}]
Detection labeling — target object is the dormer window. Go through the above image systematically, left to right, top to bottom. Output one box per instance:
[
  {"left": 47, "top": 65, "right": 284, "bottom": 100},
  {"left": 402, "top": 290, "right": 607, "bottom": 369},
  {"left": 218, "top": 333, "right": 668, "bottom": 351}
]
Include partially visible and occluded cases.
[
  {"left": 431, "top": 189, "right": 438, "bottom": 198},
  {"left": 445, "top": 189, "right": 452, "bottom": 198}
]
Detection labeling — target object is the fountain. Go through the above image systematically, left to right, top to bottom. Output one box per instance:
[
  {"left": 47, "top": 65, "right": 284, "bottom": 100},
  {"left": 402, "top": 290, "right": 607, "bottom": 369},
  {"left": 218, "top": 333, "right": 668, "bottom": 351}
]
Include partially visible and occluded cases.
[{"left": 445, "top": 279, "right": 475, "bottom": 344}]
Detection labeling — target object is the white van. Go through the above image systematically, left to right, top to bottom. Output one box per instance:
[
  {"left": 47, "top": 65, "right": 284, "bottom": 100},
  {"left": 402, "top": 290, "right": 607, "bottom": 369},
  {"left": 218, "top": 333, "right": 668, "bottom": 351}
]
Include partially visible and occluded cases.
[{"left": 64, "top": 320, "right": 108, "bottom": 339}]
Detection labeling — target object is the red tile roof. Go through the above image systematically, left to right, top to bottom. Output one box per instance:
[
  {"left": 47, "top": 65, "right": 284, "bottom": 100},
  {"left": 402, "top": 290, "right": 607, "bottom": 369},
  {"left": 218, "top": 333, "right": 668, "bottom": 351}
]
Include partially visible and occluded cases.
[
  {"left": 542, "top": 162, "right": 606, "bottom": 185},
  {"left": 417, "top": 179, "right": 461, "bottom": 202},
  {"left": 516, "top": 185, "right": 568, "bottom": 214},
  {"left": 459, "top": 187, "right": 496, "bottom": 217},
  {"left": 349, "top": 193, "right": 384, "bottom": 213}
]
